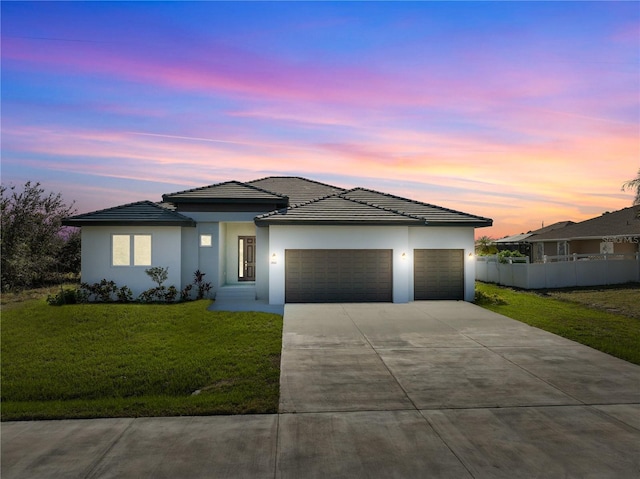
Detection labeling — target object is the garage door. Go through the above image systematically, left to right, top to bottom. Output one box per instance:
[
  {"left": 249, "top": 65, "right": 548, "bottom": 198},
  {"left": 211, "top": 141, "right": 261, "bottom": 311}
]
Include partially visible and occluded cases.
[
  {"left": 285, "top": 249, "right": 392, "bottom": 303},
  {"left": 414, "top": 249, "right": 464, "bottom": 300}
]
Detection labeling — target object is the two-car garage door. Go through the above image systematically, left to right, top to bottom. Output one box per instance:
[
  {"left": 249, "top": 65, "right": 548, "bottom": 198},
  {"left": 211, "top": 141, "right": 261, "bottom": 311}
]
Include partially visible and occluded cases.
[
  {"left": 284, "top": 248, "right": 464, "bottom": 303},
  {"left": 285, "top": 249, "right": 392, "bottom": 303}
]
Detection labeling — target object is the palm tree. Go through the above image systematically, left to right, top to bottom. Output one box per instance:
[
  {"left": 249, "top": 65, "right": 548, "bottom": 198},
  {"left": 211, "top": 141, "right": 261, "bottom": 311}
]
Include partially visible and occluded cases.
[
  {"left": 621, "top": 169, "right": 640, "bottom": 205},
  {"left": 475, "top": 235, "right": 497, "bottom": 255}
]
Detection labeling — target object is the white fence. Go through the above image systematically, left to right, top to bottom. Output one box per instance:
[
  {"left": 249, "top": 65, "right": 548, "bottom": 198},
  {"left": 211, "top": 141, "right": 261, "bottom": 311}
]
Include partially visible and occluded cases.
[{"left": 476, "top": 254, "right": 640, "bottom": 289}]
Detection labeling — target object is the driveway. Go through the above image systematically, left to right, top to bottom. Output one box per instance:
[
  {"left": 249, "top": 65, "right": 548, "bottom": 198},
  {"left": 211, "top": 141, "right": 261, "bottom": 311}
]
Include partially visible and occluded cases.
[
  {"left": 2, "top": 302, "right": 639, "bottom": 478},
  {"left": 278, "top": 302, "right": 640, "bottom": 478}
]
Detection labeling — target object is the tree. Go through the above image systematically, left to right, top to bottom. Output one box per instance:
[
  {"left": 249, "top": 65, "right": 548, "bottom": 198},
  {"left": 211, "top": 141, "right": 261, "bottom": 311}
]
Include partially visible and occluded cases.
[
  {"left": 621, "top": 169, "right": 640, "bottom": 206},
  {"left": 1, "top": 181, "right": 78, "bottom": 290},
  {"left": 475, "top": 235, "right": 497, "bottom": 255}
]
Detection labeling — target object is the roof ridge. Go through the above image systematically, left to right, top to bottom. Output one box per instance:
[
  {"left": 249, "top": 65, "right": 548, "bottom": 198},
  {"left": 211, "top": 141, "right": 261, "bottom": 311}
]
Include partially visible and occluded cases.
[
  {"left": 247, "top": 176, "right": 346, "bottom": 192},
  {"left": 162, "top": 180, "right": 288, "bottom": 201},
  {"left": 162, "top": 180, "right": 237, "bottom": 199},
  {"left": 237, "top": 181, "right": 289, "bottom": 199},
  {"left": 343, "top": 187, "right": 492, "bottom": 222},
  {"left": 256, "top": 191, "right": 424, "bottom": 222},
  {"left": 338, "top": 191, "right": 426, "bottom": 222},
  {"left": 255, "top": 192, "right": 341, "bottom": 219},
  {"left": 64, "top": 199, "right": 196, "bottom": 226}
]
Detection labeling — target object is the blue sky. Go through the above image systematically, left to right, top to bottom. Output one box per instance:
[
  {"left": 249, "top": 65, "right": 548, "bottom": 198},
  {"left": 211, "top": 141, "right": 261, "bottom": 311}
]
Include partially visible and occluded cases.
[{"left": 2, "top": 1, "right": 638, "bottom": 237}]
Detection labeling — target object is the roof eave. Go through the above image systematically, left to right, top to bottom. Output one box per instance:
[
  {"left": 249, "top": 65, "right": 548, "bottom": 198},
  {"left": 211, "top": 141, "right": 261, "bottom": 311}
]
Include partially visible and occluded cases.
[
  {"left": 62, "top": 219, "right": 196, "bottom": 227},
  {"left": 254, "top": 219, "right": 423, "bottom": 227},
  {"left": 424, "top": 221, "right": 493, "bottom": 228}
]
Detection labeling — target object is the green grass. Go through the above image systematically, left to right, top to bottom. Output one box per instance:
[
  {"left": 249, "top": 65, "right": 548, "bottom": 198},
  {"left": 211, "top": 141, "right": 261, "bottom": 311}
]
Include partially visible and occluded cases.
[
  {"left": 475, "top": 282, "right": 640, "bottom": 365},
  {"left": 546, "top": 284, "right": 640, "bottom": 320},
  {"left": 1, "top": 299, "right": 282, "bottom": 421}
]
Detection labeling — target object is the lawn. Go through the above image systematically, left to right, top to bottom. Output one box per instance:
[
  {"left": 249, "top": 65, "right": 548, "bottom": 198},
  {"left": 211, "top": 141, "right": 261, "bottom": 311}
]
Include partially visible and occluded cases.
[
  {"left": 475, "top": 282, "right": 640, "bottom": 365},
  {"left": 546, "top": 284, "right": 640, "bottom": 320},
  {"left": 1, "top": 298, "right": 283, "bottom": 421}
]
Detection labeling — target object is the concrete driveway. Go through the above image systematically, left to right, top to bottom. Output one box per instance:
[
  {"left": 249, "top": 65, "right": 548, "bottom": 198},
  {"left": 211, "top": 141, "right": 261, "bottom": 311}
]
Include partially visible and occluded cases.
[{"left": 3, "top": 302, "right": 639, "bottom": 478}]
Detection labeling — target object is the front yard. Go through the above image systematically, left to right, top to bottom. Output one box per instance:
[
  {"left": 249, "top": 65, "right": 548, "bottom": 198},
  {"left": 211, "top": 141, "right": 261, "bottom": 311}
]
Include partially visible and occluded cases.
[
  {"left": 475, "top": 282, "right": 640, "bottom": 365},
  {"left": 1, "top": 298, "right": 282, "bottom": 421}
]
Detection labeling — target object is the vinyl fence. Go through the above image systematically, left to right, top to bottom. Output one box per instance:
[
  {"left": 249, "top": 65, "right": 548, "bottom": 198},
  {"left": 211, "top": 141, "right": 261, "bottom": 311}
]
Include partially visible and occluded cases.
[{"left": 476, "top": 254, "right": 640, "bottom": 289}]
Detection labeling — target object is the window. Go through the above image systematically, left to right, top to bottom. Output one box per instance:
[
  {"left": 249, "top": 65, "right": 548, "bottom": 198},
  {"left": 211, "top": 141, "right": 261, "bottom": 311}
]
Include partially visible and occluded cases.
[
  {"left": 112, "top": 234, "right": 151, "bottom": 266},
  {"left": 200, "top": 234, "right": 212, "bottom": 247},
  {"left": 557, "top": 241, "right": 569, "bottom": 258},
  {"left": 600, "top": 242, "right": 614, "bottom": 254}
]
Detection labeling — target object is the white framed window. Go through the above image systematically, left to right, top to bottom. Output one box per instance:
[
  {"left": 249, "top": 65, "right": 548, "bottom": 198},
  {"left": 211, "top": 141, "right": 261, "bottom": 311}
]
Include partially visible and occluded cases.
[
  {"left": 112, "top": 234, "right": 152, "bottom": 266},
  {"left": 200, "top": 234, "right": 213, "bottom": 247}
]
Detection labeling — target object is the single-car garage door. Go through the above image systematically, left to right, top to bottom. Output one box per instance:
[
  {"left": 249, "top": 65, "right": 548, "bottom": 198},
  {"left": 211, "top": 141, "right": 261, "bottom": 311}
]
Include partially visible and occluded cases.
[
  {"left": 285, "top": 249, "right": 392, "bottom": 303},
  {"left": 414, "top": 249, "right": 464, "bottom": 300}
]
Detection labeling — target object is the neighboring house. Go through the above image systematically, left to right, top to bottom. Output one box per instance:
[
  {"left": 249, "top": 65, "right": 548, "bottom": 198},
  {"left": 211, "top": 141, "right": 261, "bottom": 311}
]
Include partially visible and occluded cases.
[
  {"left": 63, "top": 177, "right": 492, "bottom": 304},
  {"left": 527, "top": 206, "right": 640, "bottom": 262},
  {"left": 494, "top": 221, "right": 575, "bottom": 258}
]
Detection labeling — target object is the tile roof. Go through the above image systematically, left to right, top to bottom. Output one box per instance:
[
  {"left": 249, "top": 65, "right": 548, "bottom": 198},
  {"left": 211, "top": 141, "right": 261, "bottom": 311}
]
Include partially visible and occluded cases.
[
  {"left": 66, "top": 176, "right": 493, "bottom": 229},
  {"left": 248, "top": 177, "right": 345, "bottom": 205},
  {"left": 162, "top": 180, "right": 288, "bottom": 203},
  {"left": 256, "top": 186, "right": 493, "bottom": 227},
  {"left": 341, "top": 188, "right": 493, "bottom": 227},
  {"left": 255, "top": 195, "right": 424, "bottom": 225},
  {"left": 62, "top": 201, "right": 196, "bottom": 227},
  {"left": 529, "top": 206, "right": 640, "bottom": 241},
  {"left": 495, "top": 221, "right": 576, "bottom": 243}
]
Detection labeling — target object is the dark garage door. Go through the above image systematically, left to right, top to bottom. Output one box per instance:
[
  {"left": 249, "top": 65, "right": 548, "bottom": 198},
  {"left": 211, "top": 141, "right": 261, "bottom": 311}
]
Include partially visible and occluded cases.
[
  {"left": 285, "top": 249, "right": 392, "bottom": 303},
  {"left": 414, "top": 249, "right": 464, "bottom": 300}
]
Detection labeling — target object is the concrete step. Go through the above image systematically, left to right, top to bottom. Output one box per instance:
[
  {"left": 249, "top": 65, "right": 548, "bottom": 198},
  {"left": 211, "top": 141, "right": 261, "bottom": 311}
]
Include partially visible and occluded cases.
[{"left": 215, "top": 285, "right": 256, "bottom": 301}]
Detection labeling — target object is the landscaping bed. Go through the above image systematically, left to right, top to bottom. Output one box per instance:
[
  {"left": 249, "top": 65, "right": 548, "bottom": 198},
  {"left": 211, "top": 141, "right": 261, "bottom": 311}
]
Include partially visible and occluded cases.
[{"left": 1, "top": 298, "right": 283, "bottom": 421}]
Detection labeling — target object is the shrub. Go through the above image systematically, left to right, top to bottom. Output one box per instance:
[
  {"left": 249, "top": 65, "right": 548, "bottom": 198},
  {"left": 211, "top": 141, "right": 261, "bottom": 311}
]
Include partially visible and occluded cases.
[
  {"left": 498, "top": 250, "right": 526, "bottom": 264},
  {"left": 145, "top": 266, "right": 169, "bottom": 287},
  {"left": 193, "top": 270, "right": 212, "bottom": 300},
  {"left": 81, "top": 279, "right": 118, "bottom": 302},
  {"left": 181, "top": 284, "right": 193, "bottom": 301},
  {"left": 138, "top": 285, "right": 179, "bottom": 303},
  {"left": 165, "top": 285, "right": 178, "bottom": 303},
  {"left": 116, "top": 286, "right": 133, "bottom": 303},
  {"left": 138, "top": 286, "right": 165, "bottom": 303},
  {"left": 46, "top": 288, "right": 85, "bottom": 306},
  {"left": 474, "top": 290, "right": 508, "bottom": 306}
]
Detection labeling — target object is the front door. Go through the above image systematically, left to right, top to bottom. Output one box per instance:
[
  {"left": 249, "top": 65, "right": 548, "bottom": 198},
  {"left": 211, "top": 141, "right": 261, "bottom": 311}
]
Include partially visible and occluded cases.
[{"left": 238, "top": 236, "right": 256, "bottom": 281}]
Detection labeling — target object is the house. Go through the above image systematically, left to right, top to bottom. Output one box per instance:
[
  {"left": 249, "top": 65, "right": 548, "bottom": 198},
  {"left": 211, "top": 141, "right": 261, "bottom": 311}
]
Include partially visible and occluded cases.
[
  {"left": 63, "top": 177, "right": 492, "bottom": 304},
  {"left": 476, "top": 205, "right": 639, "bottom": 289},
  {"left": 528, "top": 206, "right": 640, "bottom": 262},
  {"left": 494, "top": 221, "right": 575, "bottom": 258}
]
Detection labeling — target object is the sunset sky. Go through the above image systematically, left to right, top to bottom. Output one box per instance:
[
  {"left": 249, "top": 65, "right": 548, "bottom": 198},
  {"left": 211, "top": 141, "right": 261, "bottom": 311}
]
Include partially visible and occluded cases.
[{"left": 2, "top": 1, "right": 638, "bottom": 238}]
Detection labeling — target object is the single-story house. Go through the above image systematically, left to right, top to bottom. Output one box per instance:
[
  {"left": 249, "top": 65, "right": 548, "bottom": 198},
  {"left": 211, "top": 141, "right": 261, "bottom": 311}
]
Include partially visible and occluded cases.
[
  {"left": 63, "top": 177, "right": 492, "bottom": 304},
  {"left": 528, "top": 206, "right": 640, "bottom": 262},
  {"left": 494, "top": 221, "right": 575, "bottom": 258}
]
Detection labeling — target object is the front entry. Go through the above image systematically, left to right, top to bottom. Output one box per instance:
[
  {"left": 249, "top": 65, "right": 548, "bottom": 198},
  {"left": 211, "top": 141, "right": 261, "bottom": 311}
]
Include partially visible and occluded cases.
[{"left": 238, "top": 236, "right": 256, "bottom": 281}]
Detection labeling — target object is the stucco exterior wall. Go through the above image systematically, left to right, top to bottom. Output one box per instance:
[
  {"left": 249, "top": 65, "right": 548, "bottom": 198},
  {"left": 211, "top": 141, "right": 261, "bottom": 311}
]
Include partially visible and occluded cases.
[
  {"left": 182, "top": 222, "right": 219, "bottom": 297},
  {"left": 267, "top": 224, "right": 477, "bottom": 304},
  {"left": 81, "top": 226, "right": 183, "bottom": 297},
  {"left": 255, "top": 226, "right": 270, "bottom": 300}
]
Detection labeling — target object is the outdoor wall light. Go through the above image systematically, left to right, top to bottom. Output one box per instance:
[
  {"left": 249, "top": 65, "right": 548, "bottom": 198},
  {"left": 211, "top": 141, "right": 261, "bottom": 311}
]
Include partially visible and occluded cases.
[
  {"left": 401, "top": 252, "right": 407, "bottom": 260},
  {"left": 271, "top": 253, "right": 277, "bottom": 264}
]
